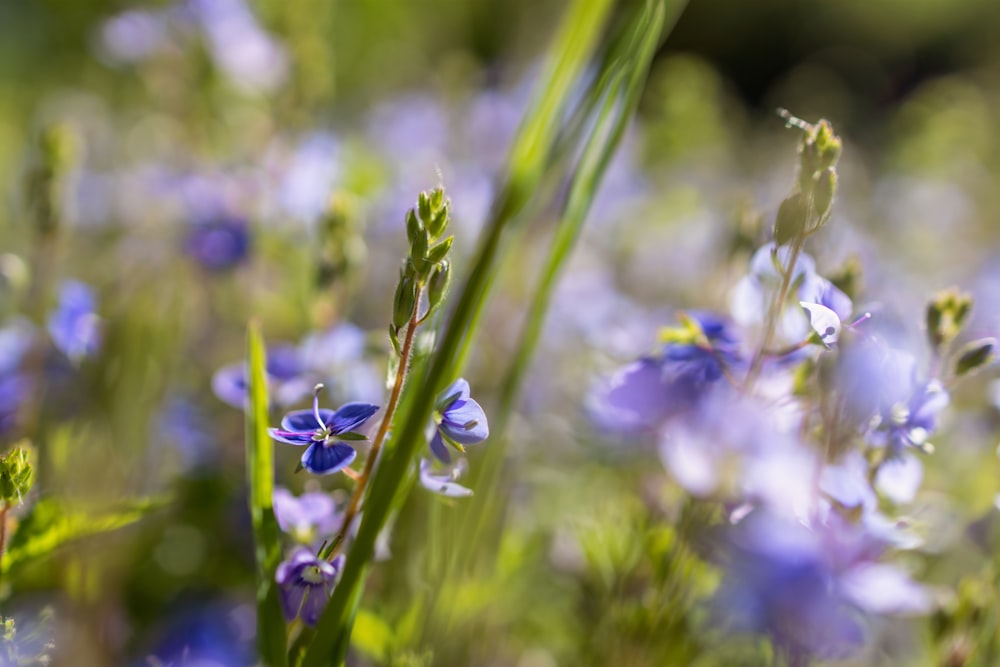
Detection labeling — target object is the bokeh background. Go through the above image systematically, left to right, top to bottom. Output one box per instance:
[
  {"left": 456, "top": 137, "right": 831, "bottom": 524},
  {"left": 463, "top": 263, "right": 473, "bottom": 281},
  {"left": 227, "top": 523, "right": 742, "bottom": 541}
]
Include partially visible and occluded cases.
[{"left": 2, "top": 0, "right": 1000, "bottom": 665}]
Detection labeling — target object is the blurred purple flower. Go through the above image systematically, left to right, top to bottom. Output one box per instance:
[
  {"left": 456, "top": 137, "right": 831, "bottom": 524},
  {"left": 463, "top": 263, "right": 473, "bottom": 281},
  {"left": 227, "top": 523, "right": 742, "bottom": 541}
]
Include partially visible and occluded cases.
[
  {"left": 188, "top": 0, "right": 288, "bottom": 92},
  {"left": 98, "top": 9, "right": 170, "bottom": 64},
  {"left": 269, "top": 132, "right": 340, "bottom": 224},
  {"left": 183, "top": 215, "right": 251, "bottom": 272},
  {"left": 731, "top": 244, "right": 851, "bottom": 343},
  {"left": 47, "top": 281, "right": 101, "bottom": 362},
  {"left": 588, "top": 311, "right": 742, "bottom": 434},
  {"left": 0, "top": 321, "right": 34, "bottom": 434},
  {"left": 299, "top": 323, "right": 383, "bottom": 406},
  {"left": 212, "top": 344, "right": 314, "bottom": 410},
  {"left": 429, "top": 378, "right": 489, "bottom": 463},
  {"left": 268, "top": 386, "right": 379, "bottom": 475},
  {"left": 658, "top": 388, "right": 814, "bottom": 511},
  {"left": 419, "top": 458, "right": 472, "bottom": 498},
  {"left": 273, "top": 487, "right": 340, "bottom": 545},
  {"left": 713, "top": 509, "right": 930, "bottom": 661},
  {"left": 276, "top": 548, "right": 343, "bottom": 626},
  {"left": 143, "top": 601, "right": 254, "bottom": 667}
]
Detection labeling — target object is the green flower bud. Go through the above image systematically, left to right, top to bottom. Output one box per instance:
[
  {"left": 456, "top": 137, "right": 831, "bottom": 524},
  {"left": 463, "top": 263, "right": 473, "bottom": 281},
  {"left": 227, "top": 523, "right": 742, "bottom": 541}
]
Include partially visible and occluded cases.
[
  {"left": 812, "top": 119, "right": 842, "bottom": 170},
  {"left": 812, "top": 167, "right": 837, "bottom": 224},
  {"left": 417, "top": 191, "right": 432, "bottom": 225},
  {"left": 774, "top": 193, "right": 808, "bottom": 246},
  {"left": 428, "top": 204, "right": 450, "bottom": 240},
  {"left": 405, "top": 209, "right": 424, "bottom": 247},
  {"left": 426, "top": 236, "right": 453, "bottom": 265},
  {"left": 427, "top": 260, "right": 451, "bottom": 311},
  {"left": 392, "top": 274, "right": 418, "bottom": 330},
  {"left": 926, "top": 288, "right": 974, "bottom": 351},
  {"left": 954, "top": 338, "right": 995, "bottom": 377},
  {"left": 0, "top": 443, "right": 35, "bottom": 504}
]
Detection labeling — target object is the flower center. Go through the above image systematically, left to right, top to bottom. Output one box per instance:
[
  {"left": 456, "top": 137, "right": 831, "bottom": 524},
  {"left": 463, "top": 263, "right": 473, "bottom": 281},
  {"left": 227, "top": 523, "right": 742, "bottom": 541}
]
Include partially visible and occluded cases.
[{"left": 301, "top": 564, "right": 326, "bottom": 585}]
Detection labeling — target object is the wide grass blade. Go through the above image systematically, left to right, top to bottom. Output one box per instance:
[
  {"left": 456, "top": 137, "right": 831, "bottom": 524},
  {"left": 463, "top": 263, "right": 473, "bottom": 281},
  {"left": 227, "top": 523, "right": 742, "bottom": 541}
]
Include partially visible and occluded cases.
[
  {"left": 299, "top": 0, "right": 616, "bottom": 664},
  {"left": 245, "top": 321, "right": 288, "bottom": 667}
]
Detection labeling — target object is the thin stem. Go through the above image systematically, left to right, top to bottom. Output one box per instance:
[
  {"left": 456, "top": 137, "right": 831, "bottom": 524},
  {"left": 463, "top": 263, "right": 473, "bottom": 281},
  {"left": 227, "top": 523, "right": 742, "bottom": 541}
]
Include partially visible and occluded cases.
[
  {"left": 744, "top": 235, "right": 806, "bottom": 390},
  {"left": 325, "top": 285, "right": 423, "bottom": 559},
  {"left": 0, "top": 501, "right": 10, "bottom": 567}
]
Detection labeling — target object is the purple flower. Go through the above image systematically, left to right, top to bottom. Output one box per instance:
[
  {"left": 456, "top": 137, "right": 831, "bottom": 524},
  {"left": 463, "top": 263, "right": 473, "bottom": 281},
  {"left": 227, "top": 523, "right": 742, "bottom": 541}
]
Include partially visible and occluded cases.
[
  {"left": 188, "top": 0, "right": 289, "bottom": 93},
  {"left": 183, "top": 215, "right": 251, "bottom": 272},
  {"left": 47, "top": 281, "right": 101, "bottom": 361},
  {"left": 588, "top": 311, "right": 742, "bottom": 434},
  {"left": 0, "top": 322, "right": 33, "bottom": 435},
  {"left": 298, "top": 323, "right": 383, "bottom": 405},
  {"left": 212, "top": 344, "right": 314, "bottom": 410},
  {"left": 429, "top": 379, "right": 489, "bottom": 463},
  {"left": 869, "top": 380, "right": 948, "bottom": 456},
  {"left": 269, "top": 385, "right": 379, "bottom": 475},
  {"left": 418, "top": 458, "right": 472, "bottom": 498},
  {"left": 273, "top": 488, "right": 340, "bottom": 544},
  {"left": 713, "top": 509, "right": 930, "bottom": 661},
  {"left": 275, "top": 548, "right": 343, "bottom": 626}
]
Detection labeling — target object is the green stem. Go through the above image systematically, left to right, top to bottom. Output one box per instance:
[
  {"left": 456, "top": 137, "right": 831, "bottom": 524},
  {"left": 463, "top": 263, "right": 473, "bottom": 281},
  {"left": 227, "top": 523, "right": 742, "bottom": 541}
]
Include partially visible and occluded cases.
[
  {"left": 299, "top": 1, "right": 616, "bottom": 664},
  {"left": 744, "top": 234, "right": 806, "bottom": 389}
]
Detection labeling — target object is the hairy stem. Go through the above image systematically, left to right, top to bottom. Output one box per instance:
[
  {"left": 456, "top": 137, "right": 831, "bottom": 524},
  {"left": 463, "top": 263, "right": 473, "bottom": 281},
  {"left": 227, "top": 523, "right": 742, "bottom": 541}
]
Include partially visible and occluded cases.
[{"left": 325, "top": 285, "right": 424, "bottom": 559}]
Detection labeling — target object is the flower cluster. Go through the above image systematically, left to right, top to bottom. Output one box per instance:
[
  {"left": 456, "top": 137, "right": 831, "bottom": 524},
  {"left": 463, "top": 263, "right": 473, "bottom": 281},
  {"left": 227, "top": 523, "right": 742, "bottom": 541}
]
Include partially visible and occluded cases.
[{"left": 588, "top": 115, "right": 995, "bottom": 661}]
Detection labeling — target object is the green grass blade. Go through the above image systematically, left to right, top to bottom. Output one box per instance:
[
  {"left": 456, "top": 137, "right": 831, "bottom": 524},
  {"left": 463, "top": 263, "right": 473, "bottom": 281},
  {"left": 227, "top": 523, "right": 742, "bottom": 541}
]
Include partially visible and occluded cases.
[
  {"left": 299, "top": 0, "right": 615, "bottom": 664},
  {"left": 449, "top": 0, "right": 687, "bottom": 585},
  {"left": 245, "top": 320, "right": 288, "bottom": 667}
]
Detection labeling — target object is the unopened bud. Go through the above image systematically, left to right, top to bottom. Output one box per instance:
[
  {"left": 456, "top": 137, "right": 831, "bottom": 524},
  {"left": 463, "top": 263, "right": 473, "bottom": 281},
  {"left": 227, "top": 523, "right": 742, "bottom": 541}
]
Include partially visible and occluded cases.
[
  {"left": 812, "top": 167, "right": 837, "bottom": 223},
  {"left": 774, "top": 193, "right": 808, "bottom": 246},
  {"left": 427, "top": 260, "right": 451, "bottom": 310},
  {"left": 392, "top": 275, "right": 418, "bottom": 329},
  {"left": 954, "top": 338, "right": 996, "bottom": 377},
  {"left": 0, "top": 443, "right": 35, "bottom": 504}
]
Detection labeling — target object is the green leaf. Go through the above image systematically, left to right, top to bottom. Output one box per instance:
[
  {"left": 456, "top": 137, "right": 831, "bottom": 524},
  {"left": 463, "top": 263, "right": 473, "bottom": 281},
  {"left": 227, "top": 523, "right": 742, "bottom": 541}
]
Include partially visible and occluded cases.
[
  {"left": 246, "top": 321, "right": 288, "bottom": 666},
  {"left": 337, "top": 432, "right": 369, "bottom": 442},
  {"left": 2, "top": 495, "right": 166, "bottom": 574}
]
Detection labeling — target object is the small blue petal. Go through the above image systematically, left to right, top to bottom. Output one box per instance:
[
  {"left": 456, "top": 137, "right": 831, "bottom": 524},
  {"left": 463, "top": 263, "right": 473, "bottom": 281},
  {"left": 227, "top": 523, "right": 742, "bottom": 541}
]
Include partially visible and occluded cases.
[
  {"left": 437, "top": 378, "right": 470, "bottom": 409},
  {"left": 440, "top": 398, "right": 489, "bottom": 445},
  {"left": 325, "top": 402, "right": 380, "bottom": 435},
  {"left": 282, "top": 408, "right": 336, "bottom": 431},
  {"left": 268, "top": 428, "right": 315, "bottom": 446},
  {"left": 429, "top": 430, "right": 452, "bottom": 463},
  {"left": 302, "top": 442, "right": 357, "bottom": 475},
  {"left": 419, "top": 459, "right": 473, "bottom": 498}
]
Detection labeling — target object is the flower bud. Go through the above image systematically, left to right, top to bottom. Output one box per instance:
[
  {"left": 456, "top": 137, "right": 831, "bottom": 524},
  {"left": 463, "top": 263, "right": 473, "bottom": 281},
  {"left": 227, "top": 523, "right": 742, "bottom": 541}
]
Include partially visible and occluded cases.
[
  {"left": 812, "top": 167, "right": 837, "bottom": 224},
  {"left": 774, "top": 193, "right": 807, "bottom": 246},
  {"left": 427, "top": 260, "right": 451, "bottom": 311},
  {"left": 392, "top": 274, "right": 418, "bottom": 329},
  {"left": 926, "top": 288, "right": 974, "bottom": 351},
  {"left": 954, "top": 338, "right": 995, "bottom": 377},
  {"left": 0, "top": 443, "right": 35, "bottom": 504}
]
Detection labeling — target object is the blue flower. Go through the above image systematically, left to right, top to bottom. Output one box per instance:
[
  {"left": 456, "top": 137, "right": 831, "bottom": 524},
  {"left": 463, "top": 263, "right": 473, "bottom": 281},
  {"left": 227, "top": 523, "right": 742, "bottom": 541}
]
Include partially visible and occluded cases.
[
  {"left": 183, "top": 215, "right": 251, "bottom": 272},
  {"left": 47, "top": 281, "right": 101, "bottom": 361},
  {"left": 588, "top": 311, "right": 742, "bottom": 434},
  {"left": 0, "top": 322, "right": 33, "bottom": 435},
  {"left": 212, "top": 344, "right": 314, "bottom": 410},
  {"left": 429, "top": 378, "right": 489, "bottom": 463},
  {"left": 269, "top": 385, "right": 379, "bottom": 475},
  {"left": 419, "top": 458, "right": 472, "bottom": 498},
  {"left": 713, "top": 509, "right": 930, "bottom": 661},
  {"left": 275, "top": 548, "right": 343, "bottom": 626}
]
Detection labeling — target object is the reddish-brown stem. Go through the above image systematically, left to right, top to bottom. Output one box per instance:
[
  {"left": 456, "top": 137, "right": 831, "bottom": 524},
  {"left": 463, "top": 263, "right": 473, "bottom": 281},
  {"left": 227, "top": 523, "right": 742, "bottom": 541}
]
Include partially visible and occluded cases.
[{"left": 326, "top": 285, "right": 423, "bottom": 559}]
